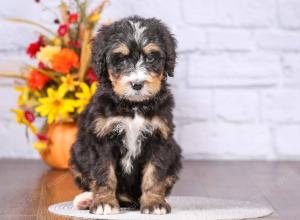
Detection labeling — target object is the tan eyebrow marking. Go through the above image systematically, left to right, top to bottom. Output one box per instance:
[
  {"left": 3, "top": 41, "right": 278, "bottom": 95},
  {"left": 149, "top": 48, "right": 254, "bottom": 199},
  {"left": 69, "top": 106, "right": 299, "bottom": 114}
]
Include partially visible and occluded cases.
[
  {"left": 112, "top": 43, "right": 130, "bottom": 55},
  {"left": 143, "top": 43, "right": 161, "bottom": 54}
]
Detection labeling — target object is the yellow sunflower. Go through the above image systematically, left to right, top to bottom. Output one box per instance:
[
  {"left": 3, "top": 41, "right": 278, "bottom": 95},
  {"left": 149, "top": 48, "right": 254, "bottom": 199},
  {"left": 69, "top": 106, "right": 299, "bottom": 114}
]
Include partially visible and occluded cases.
[
  {"left": 60, "top": 74, "right": 79, "bottom": 92},
  {"left": 75, "top": 82, "right": 97, "bottom": 113},
  {"left": 15, "top": 86, "right": 41, "bottom": 107},
  {"left": 15, "top": 86, "right": 30, "bottom": 107},
  {"left": 35, "top": 86, "right": 77, "bottom": 124}
]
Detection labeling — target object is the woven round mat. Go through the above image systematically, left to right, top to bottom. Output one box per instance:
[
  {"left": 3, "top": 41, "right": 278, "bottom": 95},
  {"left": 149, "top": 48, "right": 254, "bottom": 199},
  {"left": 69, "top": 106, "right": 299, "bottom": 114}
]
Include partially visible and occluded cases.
[{"left": 48, "top": 196, "right": 273, "bottom": 220}]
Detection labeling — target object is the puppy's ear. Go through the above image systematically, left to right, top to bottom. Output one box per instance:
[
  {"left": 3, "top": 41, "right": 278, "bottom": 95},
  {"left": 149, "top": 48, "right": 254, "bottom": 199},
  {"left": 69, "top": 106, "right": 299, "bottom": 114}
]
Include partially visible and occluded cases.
[
  {"left": 91, "top": 26, "right": 109, "bottom": 82},
  {"left": 163, "top": 26, "right": 177, "bottom": 77}
]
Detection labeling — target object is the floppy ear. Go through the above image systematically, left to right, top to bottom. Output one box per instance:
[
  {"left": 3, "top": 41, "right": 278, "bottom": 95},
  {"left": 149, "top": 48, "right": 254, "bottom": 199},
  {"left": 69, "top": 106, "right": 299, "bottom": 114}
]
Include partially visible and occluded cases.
[
  {"left": 91, "top": 26, "right": 109, "bottom": 82},
  {"left": 163, "top": 27, "right": 177, "bottom": 77}
]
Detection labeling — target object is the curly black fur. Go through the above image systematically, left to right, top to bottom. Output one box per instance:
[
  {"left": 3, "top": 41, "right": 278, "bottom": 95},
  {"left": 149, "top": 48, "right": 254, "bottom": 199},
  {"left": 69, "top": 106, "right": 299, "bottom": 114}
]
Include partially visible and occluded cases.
[{"left": 70, "top": 16, "right": 182, "bottom": 213}]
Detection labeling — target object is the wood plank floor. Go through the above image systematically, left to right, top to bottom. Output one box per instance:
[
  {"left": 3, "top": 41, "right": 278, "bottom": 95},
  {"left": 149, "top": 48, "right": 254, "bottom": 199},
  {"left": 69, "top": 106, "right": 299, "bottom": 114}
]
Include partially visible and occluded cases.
[{"left": 0, "top": 159, "right": 299, "bottom": 219}]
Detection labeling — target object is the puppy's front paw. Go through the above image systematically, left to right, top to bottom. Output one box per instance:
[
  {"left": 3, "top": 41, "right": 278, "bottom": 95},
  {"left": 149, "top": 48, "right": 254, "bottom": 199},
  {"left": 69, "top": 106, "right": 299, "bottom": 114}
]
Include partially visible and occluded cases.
[
  {"left": 73, "top": 192, "right": 93, "bottom": 210},
  {"left": 90, "top": 198, "right": 120, "bottom": 215},
  {"left": 141, "top": 200, "right": 171, "bottom": 215}
]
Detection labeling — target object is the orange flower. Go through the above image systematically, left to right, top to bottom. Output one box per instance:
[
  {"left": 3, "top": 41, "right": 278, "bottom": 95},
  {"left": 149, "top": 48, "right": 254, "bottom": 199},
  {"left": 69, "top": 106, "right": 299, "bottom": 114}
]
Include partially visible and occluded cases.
[
  {"left": 51, "top": 48, "right": 79, "bottom": 74},
  {"left": 28, "top": 69, "right": 49, "bottom": 90}
]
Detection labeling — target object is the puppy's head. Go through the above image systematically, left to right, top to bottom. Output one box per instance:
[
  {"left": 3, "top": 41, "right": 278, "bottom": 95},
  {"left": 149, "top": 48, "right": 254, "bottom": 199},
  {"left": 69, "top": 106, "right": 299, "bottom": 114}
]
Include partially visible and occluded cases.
[{"left": 92, "top": 16, "right": 176, "bottom": 102}]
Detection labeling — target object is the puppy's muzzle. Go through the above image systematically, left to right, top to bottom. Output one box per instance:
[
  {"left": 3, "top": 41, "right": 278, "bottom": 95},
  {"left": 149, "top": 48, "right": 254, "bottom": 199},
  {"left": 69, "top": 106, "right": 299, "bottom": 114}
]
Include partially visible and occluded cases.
[{"left": 131, "top": 82, "right": 144, "bottom": 91}]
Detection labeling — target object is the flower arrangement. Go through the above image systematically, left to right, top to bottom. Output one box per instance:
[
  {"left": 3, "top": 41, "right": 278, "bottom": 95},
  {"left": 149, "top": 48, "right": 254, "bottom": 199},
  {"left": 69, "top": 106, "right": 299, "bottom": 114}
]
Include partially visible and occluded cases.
[{"left": 1, "top": 0, "right": 109, "bottom": 153}]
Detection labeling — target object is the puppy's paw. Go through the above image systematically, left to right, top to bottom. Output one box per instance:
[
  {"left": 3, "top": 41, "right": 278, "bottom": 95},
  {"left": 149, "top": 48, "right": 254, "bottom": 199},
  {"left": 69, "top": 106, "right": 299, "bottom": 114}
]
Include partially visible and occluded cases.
[
  {"left": 73, "top": 192, "right": 93, "bottom": 210},
  {"left": 90, "top": 198, "right": 120, "bottom": 215},
  {"left": 141, "top": 200, "right": 171, "bottom": 215}
]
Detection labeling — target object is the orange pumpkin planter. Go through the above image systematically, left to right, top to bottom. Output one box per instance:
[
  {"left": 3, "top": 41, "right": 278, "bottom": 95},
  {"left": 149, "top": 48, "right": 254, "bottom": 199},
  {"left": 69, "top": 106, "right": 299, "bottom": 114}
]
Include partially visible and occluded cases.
[
  {"left": 3, "top": 1, "right": 108, "bottom": 169},
  {"left": 39, "top": 122, "right": 78, "bottom": 170}
]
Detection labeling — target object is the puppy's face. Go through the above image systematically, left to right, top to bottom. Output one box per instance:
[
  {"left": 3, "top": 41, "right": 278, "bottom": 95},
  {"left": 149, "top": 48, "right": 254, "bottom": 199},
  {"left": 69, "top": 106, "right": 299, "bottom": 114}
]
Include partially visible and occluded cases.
[
  {"left": 92, "top": 17, "right": 176, "bottom": 102},
  {"left": 107, "top": 41, "right": 164, "bottom": 102}
]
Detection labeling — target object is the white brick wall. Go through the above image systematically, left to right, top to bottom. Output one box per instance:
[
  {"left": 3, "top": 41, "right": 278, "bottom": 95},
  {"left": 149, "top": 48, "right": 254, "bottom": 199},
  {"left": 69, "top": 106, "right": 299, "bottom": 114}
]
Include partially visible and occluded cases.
[
  {"left": 0, "top": 0, "right": 300, "bottom": 160},
  {"left": 214, "top": 90, "right": 259, "bottom": 122}
]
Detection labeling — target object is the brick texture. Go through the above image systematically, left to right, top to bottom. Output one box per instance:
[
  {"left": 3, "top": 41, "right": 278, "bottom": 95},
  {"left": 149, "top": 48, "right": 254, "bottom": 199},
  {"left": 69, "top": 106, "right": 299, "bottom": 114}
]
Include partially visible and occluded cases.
[
  {"left": 0, "top": 0, "right": 300, "bottom": 160},
  {"left": 182, "top": 0, "right": 277, "bottom": 27},
  {"left": 278, "top": 0, "right": 300, "bottom": 29},
  {"left": 188, "top": 53, "right": 281, "bottom": 87},
  {"left": 214, "top": 90, "right": 259, "bottom": 122},
  {"left": 262, "top": 90, "right": 300, "bottom": 123},
  {"left": 180, "top": 122, "right": 273, "bottom": 159},
  {"left": 274, "top": 125, "right": 300, "bottom": 158}
]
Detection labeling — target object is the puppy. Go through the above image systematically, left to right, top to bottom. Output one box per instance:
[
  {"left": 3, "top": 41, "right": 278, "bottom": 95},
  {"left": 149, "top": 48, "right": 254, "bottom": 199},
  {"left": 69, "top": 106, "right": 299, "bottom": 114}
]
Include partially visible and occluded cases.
[{"left": 70, "top": 16, "right": 182, "bottom": 215}]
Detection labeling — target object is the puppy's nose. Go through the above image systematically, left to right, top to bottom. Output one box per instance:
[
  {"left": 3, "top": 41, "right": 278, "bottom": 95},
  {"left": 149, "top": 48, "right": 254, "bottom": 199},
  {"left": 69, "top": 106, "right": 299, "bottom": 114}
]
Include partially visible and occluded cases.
[{"left": 131, "top": 82, "right": 144, "bottom": 91}]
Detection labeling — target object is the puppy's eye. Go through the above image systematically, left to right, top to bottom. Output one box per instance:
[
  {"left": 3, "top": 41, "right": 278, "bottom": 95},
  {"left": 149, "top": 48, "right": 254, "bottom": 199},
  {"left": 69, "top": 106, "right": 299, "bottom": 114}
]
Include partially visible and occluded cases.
[
  {"left": 112, "top": 53, "right": 128, "bottom": 65},
  {"left": 145, "top": 54, "right": 156, "bottom": 63},
  {"left": 118, "top": 56, "right": 126, "bottom": 63}
]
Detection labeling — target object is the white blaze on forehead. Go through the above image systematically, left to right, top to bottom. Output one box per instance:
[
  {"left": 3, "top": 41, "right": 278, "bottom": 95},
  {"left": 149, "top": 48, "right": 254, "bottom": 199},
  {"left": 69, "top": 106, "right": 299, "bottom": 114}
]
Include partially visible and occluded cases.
[{"left": 129, "top": 20, "right": 146, "bottom": 43}]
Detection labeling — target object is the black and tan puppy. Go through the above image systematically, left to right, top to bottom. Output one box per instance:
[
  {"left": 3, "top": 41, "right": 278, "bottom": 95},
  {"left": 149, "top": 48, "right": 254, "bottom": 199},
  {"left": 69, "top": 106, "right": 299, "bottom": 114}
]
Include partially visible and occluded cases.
[{"left": 70, "top": 16, "right": 182, "bottom": 215}]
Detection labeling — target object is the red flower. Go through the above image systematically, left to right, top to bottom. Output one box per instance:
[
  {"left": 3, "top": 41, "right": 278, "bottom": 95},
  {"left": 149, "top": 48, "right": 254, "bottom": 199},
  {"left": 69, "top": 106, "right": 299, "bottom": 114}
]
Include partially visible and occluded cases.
[
  {"left": 69, "top": 13, "right": 78, "bottom": 23},
  {"left": 57, "top": 24, "right": 69, "bottom": 37},
  {"left": 26, "top": 36, "right": 43, "bottom": 58},
  {"left": 70, "top": 41, "right": 80, "bottom": 48},
  {"left": 38, "top": 62, "right": 45, "bottom": 69},
  {"left": 87, "top": 68, "right": 97, "bottom": 83},
  {"left": 28, "top": 69, "right": 49, "bottom": 90},
  {"left": 24, "top": 110, "right": 35, "bottom": 123},
  {"left": 37, "top": 133, "right": 48, "bottom": 141}
]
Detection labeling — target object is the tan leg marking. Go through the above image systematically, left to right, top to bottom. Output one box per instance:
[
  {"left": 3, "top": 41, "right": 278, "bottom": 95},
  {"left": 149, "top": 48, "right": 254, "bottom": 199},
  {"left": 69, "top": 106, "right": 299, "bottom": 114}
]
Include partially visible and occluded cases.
[
  {"left": 140, "top": 163, "right": 175, "bottom": 215},
  {"left": 90, "top": 164, "right": 120, "bottom": 215}
]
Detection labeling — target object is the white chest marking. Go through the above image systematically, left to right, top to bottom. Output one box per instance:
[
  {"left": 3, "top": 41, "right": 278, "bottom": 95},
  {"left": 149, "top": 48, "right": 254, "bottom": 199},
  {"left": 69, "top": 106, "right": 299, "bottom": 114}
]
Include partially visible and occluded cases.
[
  {"left": 94, "top": 113, "right": 170, "bottom": 174},
  {"left": 121, "top": 113, "right": 152, "bottom": 174}
]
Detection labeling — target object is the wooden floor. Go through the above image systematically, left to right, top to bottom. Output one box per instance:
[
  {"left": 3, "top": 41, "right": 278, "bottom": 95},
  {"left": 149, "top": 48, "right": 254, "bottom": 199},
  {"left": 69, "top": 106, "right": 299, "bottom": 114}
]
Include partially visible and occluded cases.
[{"left": 0, "top": 160, "right": 299, "bottom": 219}]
